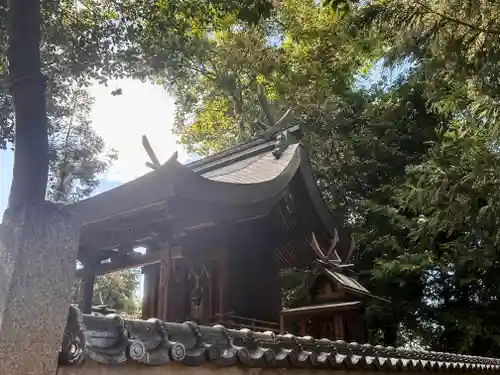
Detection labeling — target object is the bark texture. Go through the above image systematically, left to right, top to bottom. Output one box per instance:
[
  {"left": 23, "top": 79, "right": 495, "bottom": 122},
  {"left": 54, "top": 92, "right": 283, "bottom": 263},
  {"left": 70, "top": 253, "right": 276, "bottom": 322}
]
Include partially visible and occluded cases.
[{"left": 7, "top": 0, "right": 48, "bottom": 209}]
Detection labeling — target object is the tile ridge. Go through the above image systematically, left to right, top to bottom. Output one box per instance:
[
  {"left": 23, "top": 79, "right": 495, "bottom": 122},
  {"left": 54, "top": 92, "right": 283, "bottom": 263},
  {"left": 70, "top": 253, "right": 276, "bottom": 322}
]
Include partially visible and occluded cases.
[{"left": 58, "top": 305, "right": 500, "bottom": 372}]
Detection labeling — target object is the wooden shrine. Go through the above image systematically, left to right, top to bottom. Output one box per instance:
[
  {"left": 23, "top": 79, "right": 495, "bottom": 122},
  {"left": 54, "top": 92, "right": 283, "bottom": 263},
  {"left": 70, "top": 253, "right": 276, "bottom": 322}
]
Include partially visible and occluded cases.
[
  {"left": 69, "top": 127, "right": 372, "bottom": 334},
  {"left": 280, "top": 233, "right": 386, "bottom": 341}
]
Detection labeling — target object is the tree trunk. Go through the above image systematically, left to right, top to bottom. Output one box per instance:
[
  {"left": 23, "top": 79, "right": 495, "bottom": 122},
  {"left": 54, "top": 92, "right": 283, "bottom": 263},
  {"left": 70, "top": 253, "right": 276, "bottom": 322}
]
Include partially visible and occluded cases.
[{"left": 6, "top": 0, "right": 48, "bottom": 210}]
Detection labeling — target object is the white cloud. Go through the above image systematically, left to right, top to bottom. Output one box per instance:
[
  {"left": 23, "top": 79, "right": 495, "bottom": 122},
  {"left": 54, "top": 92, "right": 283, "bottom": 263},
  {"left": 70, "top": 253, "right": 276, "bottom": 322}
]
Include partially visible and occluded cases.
[{"left": 89, "top": 79, "right": 189, "bottom": 183}]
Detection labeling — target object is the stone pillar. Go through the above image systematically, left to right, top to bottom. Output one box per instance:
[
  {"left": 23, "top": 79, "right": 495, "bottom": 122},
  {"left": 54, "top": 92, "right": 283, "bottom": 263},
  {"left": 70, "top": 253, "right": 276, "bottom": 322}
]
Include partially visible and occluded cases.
[{"left": 0, "top": 202, "right": 81, "bottom": 374}]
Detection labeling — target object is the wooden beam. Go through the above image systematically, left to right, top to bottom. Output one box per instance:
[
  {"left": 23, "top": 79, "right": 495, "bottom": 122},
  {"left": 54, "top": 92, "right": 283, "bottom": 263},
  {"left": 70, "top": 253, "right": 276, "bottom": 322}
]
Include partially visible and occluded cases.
[
  {"left": 82, "top": 201, "right": 167, "bottom": 227},
  {"left": 79, "top": 206, "right": 173, "bottom": 252},
  {"left": 76, "top": 250, "right": 165, "bottom": 277}
]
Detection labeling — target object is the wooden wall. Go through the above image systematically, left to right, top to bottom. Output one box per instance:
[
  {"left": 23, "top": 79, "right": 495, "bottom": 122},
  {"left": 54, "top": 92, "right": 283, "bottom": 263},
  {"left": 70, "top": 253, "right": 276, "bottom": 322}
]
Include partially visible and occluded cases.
[{"left": 226, "top": 230, "right": 281, "bottom": 323}]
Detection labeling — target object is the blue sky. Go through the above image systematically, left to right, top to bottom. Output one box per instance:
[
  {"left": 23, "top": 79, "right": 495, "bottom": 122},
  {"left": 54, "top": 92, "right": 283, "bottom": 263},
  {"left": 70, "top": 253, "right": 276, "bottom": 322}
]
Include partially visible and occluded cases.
[{"left": 0, "top": 79, "right": 192, "bottom": 216}]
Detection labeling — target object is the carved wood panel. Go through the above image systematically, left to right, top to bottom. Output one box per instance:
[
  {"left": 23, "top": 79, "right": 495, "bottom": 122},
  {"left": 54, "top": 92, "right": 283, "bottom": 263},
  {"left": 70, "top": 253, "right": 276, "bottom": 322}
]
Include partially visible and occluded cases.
[{"left": 171, "top": 258, "right": 218, "bottom": 324}]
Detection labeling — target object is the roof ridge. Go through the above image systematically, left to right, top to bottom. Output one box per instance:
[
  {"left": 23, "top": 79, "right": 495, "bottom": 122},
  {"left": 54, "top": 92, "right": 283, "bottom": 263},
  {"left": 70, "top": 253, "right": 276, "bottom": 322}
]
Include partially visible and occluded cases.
[
  {"left": 185, "top": 123, "right": 301, "bottom": 172},
  {"left": 185, "top": 137, "right": 270, "bottom": 171},
  {"left": 59, "top": 306, "right": 500, "bottom": 371}
]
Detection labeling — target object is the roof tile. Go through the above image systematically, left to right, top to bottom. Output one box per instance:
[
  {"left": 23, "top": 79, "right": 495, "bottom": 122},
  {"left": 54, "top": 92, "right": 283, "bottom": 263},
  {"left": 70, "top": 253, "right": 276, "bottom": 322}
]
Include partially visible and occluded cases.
[{"left": 59, "top": 306, "right": 500, "bottom": 372}]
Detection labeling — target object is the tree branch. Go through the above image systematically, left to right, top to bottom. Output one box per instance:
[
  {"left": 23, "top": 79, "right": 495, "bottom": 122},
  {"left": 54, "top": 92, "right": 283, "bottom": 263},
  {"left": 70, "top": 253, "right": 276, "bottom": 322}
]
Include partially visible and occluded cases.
[{"left": 415, "top": 1, "right": 500, "bottom": 35}]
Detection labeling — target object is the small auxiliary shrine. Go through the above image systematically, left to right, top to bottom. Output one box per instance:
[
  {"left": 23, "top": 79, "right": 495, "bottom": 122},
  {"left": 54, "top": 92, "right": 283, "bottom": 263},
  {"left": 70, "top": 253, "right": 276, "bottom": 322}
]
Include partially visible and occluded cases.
[{"left": 280, "top": 233, "right": 386, "bottom": 341}]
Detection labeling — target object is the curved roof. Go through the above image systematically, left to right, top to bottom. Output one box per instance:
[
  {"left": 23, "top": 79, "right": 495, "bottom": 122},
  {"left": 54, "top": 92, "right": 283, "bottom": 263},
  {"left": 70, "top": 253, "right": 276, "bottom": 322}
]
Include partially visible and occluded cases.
[
  {"left": 68, "top": 136, "right": 348, "bottom": 261},
  {"left": 70, "top": 140, "right": 305, "bottom": 224}
]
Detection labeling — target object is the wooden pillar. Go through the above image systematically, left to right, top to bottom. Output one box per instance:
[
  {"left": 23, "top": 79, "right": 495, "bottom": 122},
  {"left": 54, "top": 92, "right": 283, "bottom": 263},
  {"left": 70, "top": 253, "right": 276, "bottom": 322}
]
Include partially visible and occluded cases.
[
  {"left": 157, "top": 247, "right": 171, "bottom": 320},
  {"left": 217, "top": 249, "right": 228, "bottom": 316},
  {"left": 79, "top": 259, "right": 96, "bottom": 313},
  {"left": 169, "top": 261, "right": 186, "bottom": 321},
  {"left": 142, "top": 262, "right": 160, "bottom": 319},
  {"left": 141, "top": 265, "right": 152, "bottom": 319},
  {"left": 334, "top": 314, "right": 345, "bottom": 340},
  {"left": 299, "top": 317, "right": 307, "bottom": 336}
]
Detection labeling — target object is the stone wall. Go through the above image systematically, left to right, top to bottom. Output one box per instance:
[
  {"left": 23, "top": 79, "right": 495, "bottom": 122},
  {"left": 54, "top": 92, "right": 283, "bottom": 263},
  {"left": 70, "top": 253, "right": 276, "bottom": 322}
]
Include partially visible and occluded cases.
[{"left": 58, "top": 362, "right": 386, "bottom": 375}]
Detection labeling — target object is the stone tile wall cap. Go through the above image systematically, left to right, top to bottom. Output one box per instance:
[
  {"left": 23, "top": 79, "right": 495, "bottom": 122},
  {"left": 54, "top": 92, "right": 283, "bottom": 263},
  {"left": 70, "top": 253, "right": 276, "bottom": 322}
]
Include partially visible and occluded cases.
[{"left": 58, "top": 306, "right": 500, "bottom": 372}]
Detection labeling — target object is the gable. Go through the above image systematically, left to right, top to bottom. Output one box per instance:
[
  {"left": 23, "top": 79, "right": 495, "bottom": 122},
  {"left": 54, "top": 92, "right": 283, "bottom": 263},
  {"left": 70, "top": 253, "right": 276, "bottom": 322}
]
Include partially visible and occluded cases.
[{"left": 309, "top": 274, "right": 343, "bottom": 302}]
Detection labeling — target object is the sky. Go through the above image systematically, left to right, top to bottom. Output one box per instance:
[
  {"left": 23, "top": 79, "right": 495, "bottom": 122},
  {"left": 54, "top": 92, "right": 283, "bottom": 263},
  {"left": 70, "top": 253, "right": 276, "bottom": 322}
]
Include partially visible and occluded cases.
[{"left": 0, "top": 79, "right": 192, "bottom": 216}]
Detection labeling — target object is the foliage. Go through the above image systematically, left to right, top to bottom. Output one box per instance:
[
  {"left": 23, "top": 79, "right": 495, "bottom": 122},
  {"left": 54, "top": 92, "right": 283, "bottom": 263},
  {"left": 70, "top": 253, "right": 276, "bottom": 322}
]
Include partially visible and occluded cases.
[
  {"left": 0, "top": 0, "right": 275, "bottom": 149},
  {"left": 5, "top": 0, "right": 500, "bottom": 356},
  {"left": 160, "top": 0, "right": 377, "bottom": 155},
  {"left": 161, "top": 0, "right": 500, "bottom": 356},
  {"left": 337, "top": 0, "right": 500, "bottom": 354},
  {"left": 351, "top": 0, "right": 500, "bottom": 130},
  {"left": 306, "top": 82, "right": 450, "bottom": 345},
  {"left": 47, "top": 87, "right": 117, "bottom": 203},
  {"left": 386, "top": 126, "right": 500, "bottom": 355},
  {"left": 280, "top": 267, "right": 315, "bottom": 308},
  {"left": 72, "top": 268, "right": 141, "bottom": 317},
  {"left": 93, "top": 269, "right": 141, "bottom": 316}
]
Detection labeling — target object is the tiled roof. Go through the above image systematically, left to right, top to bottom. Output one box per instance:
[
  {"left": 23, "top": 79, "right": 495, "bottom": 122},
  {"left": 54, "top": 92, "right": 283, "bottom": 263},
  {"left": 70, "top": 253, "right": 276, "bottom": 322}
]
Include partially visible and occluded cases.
[
  {"left": 187, "top": 138, "right": 275, "bottom": 174},
  {"left": 68, "top": 140, "right": 301, "bottom": 225},
  {"left": 200, "top": 144, "right": 299, "bottom": 184},
  {"left": 324, "top": 269, "right": 375, "bottom": 298},
  {"left": 59, "top": 306, "right": 500, "bottom": 372}
]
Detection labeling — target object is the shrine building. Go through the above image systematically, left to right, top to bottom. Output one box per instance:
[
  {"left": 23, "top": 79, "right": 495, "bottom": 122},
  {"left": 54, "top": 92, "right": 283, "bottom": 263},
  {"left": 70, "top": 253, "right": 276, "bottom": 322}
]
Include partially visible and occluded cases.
[
  {"left": 70, "top": 127, "right": 376, "bottom": 340},
  {"left": 57, "top": 129, "right": 500, "bottom": 374}
]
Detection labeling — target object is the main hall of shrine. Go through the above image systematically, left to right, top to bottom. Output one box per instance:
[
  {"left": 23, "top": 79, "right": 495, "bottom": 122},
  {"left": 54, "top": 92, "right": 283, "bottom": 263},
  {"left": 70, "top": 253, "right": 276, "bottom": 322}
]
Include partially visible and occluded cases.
[{"left": 70, "top": 126, "right": 381, "bottom": 342}]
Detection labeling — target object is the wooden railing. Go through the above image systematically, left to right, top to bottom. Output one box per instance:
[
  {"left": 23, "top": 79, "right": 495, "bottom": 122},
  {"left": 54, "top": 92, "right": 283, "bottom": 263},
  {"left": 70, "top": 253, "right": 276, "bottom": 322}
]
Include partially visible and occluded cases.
[{"left": 214, "top": 312, "right": 280, "bottom": 333}]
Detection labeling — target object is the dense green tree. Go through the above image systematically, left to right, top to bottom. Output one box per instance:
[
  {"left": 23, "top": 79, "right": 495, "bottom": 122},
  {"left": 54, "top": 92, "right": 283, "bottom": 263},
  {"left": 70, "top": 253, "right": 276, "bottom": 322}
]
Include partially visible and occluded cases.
[
  {"left": 156, "top": 0, "right": 377, "bottom": 154},
  {"left": 160, "top": 0, "right": 500, "bottom": 355},
  {"left": 335, "top": 0, "right": 500, "bottom": 354},
  {"left": 346, "top": 0, "right": 500, "bottom": 129},
  {"left": 303, "top": 80, "right": 451, "bottom": 346},
  {"left": 381, "top": 125, "right": 500, "bottom": 355},
  {"left": 92, "top": 269, "right": 141, "bottom": 316}
]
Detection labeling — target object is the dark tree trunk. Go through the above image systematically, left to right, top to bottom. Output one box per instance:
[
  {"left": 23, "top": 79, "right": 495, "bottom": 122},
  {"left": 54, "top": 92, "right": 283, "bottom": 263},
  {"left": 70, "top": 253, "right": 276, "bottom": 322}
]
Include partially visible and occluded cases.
[{"left": 6, "top": 0, "right": 48, "bottom": 210}]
